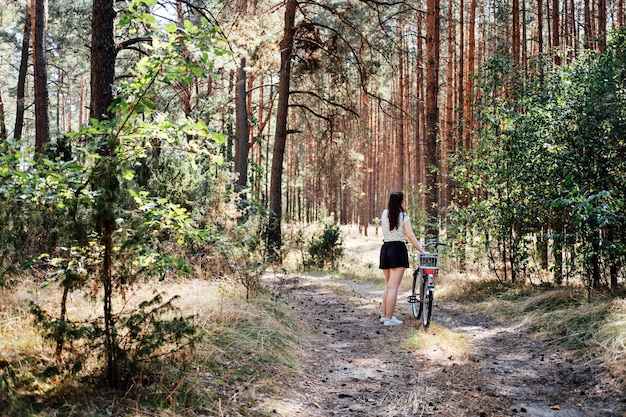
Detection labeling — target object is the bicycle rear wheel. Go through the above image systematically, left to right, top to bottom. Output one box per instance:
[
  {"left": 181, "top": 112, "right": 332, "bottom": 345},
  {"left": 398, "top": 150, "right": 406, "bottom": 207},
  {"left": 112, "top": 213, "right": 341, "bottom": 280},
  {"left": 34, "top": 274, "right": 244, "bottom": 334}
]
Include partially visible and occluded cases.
[
  {"left": 411, "top": 269, "right": 422, "bottom": 319},
  {"left": 422, "top": 287, "right": 433, "bottom": 327}
]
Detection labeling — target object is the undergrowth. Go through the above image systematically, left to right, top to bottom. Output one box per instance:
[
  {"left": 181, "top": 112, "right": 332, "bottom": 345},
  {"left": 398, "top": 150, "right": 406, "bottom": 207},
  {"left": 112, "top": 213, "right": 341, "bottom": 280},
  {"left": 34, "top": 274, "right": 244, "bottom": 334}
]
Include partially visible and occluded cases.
[{"left": 0, "top": 280, "right": 300, "bottom": 416}]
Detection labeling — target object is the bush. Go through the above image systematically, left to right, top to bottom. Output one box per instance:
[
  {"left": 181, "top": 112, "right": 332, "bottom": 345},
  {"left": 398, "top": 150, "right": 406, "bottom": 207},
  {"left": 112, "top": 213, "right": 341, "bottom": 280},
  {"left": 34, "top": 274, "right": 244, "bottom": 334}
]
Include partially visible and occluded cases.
[{"left": 304, "top": 222, "right": 344, "bottom": 269}]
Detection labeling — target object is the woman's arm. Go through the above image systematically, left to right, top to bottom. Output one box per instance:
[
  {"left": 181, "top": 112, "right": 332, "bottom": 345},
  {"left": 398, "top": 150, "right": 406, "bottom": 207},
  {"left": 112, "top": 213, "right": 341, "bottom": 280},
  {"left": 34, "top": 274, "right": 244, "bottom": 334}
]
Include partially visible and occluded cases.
[{"left": 403, "top": 220, "right": 425, "bottom": 253}]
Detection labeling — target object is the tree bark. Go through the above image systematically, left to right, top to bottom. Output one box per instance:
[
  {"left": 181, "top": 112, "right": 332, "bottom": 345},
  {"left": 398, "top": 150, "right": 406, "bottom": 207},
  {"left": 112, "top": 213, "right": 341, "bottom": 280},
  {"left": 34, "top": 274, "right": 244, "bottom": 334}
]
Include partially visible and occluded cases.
[
  {"left": 32, "top": 0, "right": 50, "bottom": 152},
  {"left": 90, "top": 0, "right": 118, "bottom": 388},
  {"left": 267, "top": 0, "right": 297, "bottom": 262},
  {"left": 425, "top": 0, "right": 441, "bottom": 237},
  {"left": 443, "top": 0, "right": 456, "bottom": 213},
  {"left": 458, "top": 0, "right": 465, "bottom": 151},
  {"left": 464, "top": 0, "right": 476, "bottom": 151},
  {"left": 512, "top": 0, "right": 520, "bottom": 63},
  {"left": 537, "top": 0, "right": 543, "bottom": 68},
  {"left": 552, "top": 0, "right": 561, "bottom": 65},
  {"left": 598, "top": 0, "right": 607, "bottom": 52},
  {"left": 90, "top": 1, "right": 116, "bottom": 121},
  {"left": 14, "top": 8, "right": 31, "bottom": 141},
  {"left": 397, "top": 23, "right": 405, "bottom": 191},
  {"left": 235, "top": 57, "right": 249, "bottom": 190},
  {"left": 0, "top": 88, "right": 6, "bottom": 142}
]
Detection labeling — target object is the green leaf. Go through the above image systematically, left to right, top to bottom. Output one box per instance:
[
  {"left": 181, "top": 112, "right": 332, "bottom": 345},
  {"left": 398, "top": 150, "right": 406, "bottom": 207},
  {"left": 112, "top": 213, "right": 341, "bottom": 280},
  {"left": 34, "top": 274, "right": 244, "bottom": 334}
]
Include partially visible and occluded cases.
[
  {"left": 141, "top": 13, "right": 156, "bottom": 26},
  {"left": 164, "top": 23, "right": 178, "bottom": 34},
  {"left": 208, "top": 132, "right": 227, "bottom": 144},
  {"left": 122, "top": 170, "right": 135, "bottom": 181}
]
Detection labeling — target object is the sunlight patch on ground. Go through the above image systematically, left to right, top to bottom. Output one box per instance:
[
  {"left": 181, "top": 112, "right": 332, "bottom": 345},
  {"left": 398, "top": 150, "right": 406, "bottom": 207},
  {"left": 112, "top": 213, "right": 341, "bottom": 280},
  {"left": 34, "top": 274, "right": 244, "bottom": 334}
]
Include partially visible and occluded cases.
[
  {"left": 342, "top": 224, "right": 382, "bottom": 254},
  {"left": 404, "top": 324, "right": 472, "bottom": 364}
]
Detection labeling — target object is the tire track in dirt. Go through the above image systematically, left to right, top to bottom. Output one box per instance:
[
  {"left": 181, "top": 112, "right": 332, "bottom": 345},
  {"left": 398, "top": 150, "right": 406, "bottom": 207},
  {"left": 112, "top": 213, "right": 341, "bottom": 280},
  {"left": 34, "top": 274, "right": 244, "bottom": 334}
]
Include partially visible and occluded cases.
[{"left": 262, "top": 274, "right": 624, "bottom": 417}]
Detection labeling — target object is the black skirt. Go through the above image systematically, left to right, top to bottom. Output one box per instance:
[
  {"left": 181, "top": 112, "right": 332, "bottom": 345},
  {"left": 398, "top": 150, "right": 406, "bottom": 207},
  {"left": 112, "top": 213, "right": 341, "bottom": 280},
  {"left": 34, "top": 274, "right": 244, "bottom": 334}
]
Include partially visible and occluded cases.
[{"left": 379, "top": 241, "right": 409, "bottom": 269}]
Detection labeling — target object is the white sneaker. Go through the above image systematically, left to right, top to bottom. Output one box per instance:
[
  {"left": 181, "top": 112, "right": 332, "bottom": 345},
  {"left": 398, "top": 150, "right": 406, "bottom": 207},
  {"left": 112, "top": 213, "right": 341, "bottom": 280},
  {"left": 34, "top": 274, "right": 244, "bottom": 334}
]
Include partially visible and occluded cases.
[
  {"left": 379, "top": 315, "right": 386, "bottom": 323},
  {"left": 383, "top": 316, "right": 403, "bottom": 326}
]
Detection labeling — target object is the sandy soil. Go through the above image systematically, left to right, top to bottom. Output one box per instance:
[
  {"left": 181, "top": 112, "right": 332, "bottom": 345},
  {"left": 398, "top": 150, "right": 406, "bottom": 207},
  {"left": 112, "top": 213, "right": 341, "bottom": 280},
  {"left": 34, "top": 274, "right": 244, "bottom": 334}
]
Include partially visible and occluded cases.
[{"left": 259, "top": 228, "right": 625, "bottom": 417}]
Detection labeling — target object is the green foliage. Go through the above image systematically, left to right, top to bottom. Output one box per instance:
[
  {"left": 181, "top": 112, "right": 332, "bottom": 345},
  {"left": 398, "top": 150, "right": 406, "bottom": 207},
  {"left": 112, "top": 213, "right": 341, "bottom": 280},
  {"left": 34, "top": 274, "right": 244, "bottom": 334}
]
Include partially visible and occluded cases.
[
  {"left": 0, "top": 12, "right": 243, "bottom": 389},
  {"left": 450, "top": 27, "right": 626, "bottom": 289},
  {"left": 217, "top": 218, "right": 268, "bottom": 300},
  {"left": 304, "top": 220, "right": 344, "bottom": 269}
]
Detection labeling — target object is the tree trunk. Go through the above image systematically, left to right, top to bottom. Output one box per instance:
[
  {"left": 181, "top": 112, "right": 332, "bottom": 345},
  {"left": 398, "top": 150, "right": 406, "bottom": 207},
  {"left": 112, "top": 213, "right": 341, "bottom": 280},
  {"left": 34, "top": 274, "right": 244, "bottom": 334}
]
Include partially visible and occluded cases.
[
  {"left": 32, "top": 0, "right": 50, "bottom": 152},
  {"left": 90, "top": 0, "right": 118, "bottom": 388},
  {"left": 236, "top": 0, "right": 248, "bottom": 14},
  {"left": 267, "top": 0, "right": 297, "bottom": 262},
  {"left": 425, "top": 0, "right": 441, "bottom": 237},
  {"left": 443, "top": 0, "right": 456, "bottom": 214},
  {"left": 458, "top": 0, "right": 465, "bottom": 151},
  {"left": 464, "top": 0, "right": 476, "bottom": 151},
  {"left": 512, "top": 0, "right": 520, "bottom": 63},
  {"left": 537, "top": 0, "right": 543, "bottom": 75},
  {"left": 552, "top": 0, "right": 561, "bottom": 65},
  {"left": 583, "top": 0, "right": 592, "bottom": 49},
  {"left": 598, "top": 0, "right": 607, "bottom": 52},
  {"left": 177, "top": 1, "right": 192, "bottom": 124},
  {"left": 90, "top": 2, "right": 116, "bottom": 122},
  {"left": 14, "top": 8, "right": 31, "bottom": 141},
  {"left": 416, "top": 12, "right": 426, "bottom": 209},
  {"left": 397, "top": 23, "right": 405, "bottom": 191},
  {"left": 235, "top": 57, "right": 249, "bottom": 190},
  {"left": 0, "top": 88, "right": 6, "bottom": 142},
  {"left": 607, "top": 227, "right": 618, "bottom": 288}
]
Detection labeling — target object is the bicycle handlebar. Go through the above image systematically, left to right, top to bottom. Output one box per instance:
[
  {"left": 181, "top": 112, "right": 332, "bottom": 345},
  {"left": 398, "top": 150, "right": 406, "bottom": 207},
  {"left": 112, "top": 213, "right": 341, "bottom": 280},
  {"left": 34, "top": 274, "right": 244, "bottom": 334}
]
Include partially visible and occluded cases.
[{"left": 423, "top": 240, "right": 447, "bottom": 250}]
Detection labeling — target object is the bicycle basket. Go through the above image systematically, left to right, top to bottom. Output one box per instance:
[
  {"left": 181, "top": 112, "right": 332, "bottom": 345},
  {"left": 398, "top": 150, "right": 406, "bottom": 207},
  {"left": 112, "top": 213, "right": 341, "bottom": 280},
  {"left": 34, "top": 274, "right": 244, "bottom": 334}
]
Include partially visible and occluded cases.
[{"left": 419, "top": 253, "right": 438, "bottom": 270}]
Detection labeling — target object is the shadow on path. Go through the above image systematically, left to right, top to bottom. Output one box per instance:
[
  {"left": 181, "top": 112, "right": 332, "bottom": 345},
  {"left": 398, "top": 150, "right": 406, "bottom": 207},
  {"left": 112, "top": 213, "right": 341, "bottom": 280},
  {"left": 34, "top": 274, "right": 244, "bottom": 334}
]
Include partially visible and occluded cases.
[{"left": 260, "top": 274, "right": 624, "bottom": 417}]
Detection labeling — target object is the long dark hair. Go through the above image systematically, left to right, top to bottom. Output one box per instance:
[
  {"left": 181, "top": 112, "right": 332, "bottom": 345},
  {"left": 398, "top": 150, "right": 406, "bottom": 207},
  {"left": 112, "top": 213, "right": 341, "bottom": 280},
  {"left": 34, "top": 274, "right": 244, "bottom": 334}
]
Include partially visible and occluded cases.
[{"left": 387, "top": 191, "right": 405, "bottom": 230}]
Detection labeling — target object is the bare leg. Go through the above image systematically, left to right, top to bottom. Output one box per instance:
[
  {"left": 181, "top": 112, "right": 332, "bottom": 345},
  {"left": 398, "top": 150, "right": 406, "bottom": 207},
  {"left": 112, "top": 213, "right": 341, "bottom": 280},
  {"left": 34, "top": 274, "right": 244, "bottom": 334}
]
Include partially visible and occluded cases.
[
  {"left": 384, "top": 267, "right": 405, "bottom": 319},
  {"left": 381, "top": 269, "right": 390, "bottom": 317}
]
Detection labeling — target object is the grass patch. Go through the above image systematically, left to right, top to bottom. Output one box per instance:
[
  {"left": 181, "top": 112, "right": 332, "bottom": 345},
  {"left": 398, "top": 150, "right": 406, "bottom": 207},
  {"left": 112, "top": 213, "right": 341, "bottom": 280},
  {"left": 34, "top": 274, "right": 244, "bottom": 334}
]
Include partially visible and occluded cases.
[
  {"left": 441, "top": 274, "right": 545, "bottom": 303},
  {"left": 442, "top": 276, "right": 626, "bottom": 393},
  {"left": 0, "top": 279, "right": 301, "bottom": 416},
  {"left": 594, "top": 298, "right": 626, "bottom": 389},
  {"left": 403, "top": 324, "right": 471, "bottom": 362}
]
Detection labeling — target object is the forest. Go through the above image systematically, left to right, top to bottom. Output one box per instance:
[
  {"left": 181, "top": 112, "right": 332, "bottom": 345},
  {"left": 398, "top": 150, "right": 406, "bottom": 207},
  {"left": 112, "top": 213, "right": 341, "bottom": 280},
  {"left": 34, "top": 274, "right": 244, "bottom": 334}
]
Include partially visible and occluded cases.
[{"left": 0, "top": 0, "right": 625, "bottom": 415}]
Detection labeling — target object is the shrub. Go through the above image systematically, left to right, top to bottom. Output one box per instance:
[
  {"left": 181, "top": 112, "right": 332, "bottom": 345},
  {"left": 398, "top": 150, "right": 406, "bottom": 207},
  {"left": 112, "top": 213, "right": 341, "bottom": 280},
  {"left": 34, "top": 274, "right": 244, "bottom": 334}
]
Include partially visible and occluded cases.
[{"left": 304, "top": 222, "right": 344, "bottom": 269}]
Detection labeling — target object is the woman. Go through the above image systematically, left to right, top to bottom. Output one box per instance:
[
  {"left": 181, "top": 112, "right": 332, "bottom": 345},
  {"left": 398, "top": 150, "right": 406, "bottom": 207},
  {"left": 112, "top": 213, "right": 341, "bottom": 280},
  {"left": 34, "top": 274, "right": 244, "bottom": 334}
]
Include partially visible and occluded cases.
[{"left": 379, "top": 191, "right": 425, "bottom": 326}]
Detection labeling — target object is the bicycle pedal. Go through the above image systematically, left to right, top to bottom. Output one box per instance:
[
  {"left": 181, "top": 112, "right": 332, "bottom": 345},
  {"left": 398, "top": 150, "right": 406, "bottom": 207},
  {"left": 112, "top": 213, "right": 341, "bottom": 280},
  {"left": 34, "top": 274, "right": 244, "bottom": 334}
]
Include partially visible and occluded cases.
[{"left": 407, "top": 295, "right": 417, "bottom": 303}]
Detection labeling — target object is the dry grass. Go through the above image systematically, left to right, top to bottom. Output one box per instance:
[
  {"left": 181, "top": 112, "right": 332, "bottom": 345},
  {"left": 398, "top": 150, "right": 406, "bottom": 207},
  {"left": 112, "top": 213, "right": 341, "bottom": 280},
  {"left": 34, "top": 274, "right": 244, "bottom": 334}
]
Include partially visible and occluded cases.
[
  {"left": 0, "top": 276, "right": 301, "bottom": 416},
  {"left": 593, "top": 298, "right": 626, "bottom": 388},
  {"left": 403, "top": 324, "right": 472, "bottom": 363}
]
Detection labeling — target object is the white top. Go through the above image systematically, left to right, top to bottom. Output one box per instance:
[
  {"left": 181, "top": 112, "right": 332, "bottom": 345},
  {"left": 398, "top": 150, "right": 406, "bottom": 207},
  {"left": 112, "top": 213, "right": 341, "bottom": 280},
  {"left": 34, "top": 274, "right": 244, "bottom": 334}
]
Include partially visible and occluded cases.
[{"left": 381, "top": 209, "right": 409, "bottom": 242}]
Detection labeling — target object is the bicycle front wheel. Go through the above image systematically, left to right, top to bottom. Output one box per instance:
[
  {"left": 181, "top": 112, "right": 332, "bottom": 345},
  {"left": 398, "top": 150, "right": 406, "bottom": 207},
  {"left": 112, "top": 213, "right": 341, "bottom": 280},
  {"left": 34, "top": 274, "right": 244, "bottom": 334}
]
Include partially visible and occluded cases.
[
  {"left": 411, "top": 269, "right": 422, "bottom": 319},
  {"left": 422, "top": 288, "right": 434, "bottom": 327}
]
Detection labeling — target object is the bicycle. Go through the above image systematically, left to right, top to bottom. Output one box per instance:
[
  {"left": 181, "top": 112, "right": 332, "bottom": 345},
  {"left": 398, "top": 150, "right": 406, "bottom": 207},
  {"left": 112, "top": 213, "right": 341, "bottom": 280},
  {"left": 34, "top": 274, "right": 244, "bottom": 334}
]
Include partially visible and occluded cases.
[{"left": 408, "top": 240, "right": 446, "bottom": 328}]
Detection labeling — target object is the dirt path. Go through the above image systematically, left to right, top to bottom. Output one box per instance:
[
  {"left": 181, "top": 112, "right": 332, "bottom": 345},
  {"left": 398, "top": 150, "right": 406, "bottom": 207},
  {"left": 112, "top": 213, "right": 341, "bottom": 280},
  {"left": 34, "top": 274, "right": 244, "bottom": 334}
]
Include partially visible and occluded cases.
[{"left": 263, "top": 274, "right": 624, "bottom": 417}]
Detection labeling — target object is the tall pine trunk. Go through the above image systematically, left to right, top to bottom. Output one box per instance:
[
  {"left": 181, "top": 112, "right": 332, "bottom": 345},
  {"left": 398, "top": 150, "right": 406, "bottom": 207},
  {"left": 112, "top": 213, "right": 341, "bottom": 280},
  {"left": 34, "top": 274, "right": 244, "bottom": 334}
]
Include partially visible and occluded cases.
[
  {"left": 32, "top": 0, "right": 50, "bottom": 152},
  {"left": 90, "top": 0, "right": 119, "bottom": 388},
  {"left": 267, "top": 0, "right": 297, "bottom": 262},
  {"left": 425, "top": 0, "right": 441, "bottom": 237},
  {"left": 512, "top": 0, "right": 520, "bottom": 63},
  {"left": 552, "top": 0, "right": 561, "bottom": 65},
  {"left": 14, "top": 8, "right": 31, "bottom": 141},
  {"left": 235, "top": 57, "right": 250, "bottom": 190},
  {"left": 0, "top": 88, "right": 6, "bottom": 141}
]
